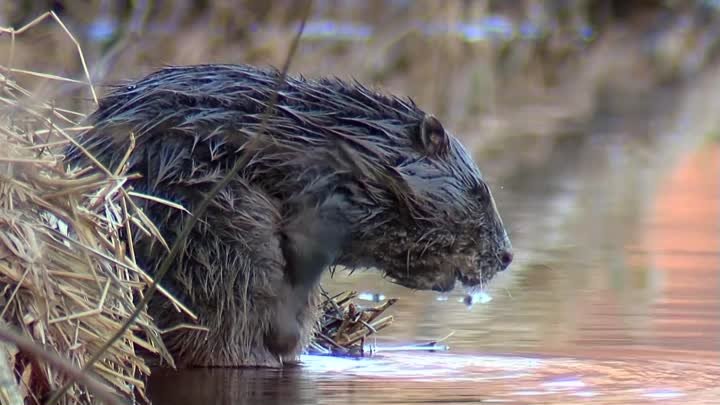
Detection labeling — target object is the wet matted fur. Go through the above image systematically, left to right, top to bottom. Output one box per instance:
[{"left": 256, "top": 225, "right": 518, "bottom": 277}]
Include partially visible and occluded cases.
[{"left": 64, "top": 64, "right": 513, "bottom": 367}]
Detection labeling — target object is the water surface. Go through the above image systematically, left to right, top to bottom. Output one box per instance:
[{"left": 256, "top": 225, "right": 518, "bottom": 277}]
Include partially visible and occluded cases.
[{"left": 148, "top": 74, "right": 720, "bottom": 405}]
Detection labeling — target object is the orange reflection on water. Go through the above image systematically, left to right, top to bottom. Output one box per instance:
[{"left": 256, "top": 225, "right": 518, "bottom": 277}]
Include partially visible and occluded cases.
[{"left": 640, "top": 143, "right": 719, "bottom": 359}]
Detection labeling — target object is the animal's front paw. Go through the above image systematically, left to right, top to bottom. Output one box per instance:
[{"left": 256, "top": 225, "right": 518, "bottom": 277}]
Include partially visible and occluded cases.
[{"left": 265, "top": 301, "right": 302, "bottom": 356}]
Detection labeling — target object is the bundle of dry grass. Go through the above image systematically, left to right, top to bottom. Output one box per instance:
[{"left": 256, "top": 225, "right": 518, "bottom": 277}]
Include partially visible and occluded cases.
[
  {"left": 0, "top": 13, "right": 182, "bottom": 405},
  {"left": 0, "top": 76, "right": 175, "bottom": 404},
  {"left": 310, "top": 290, "right": 396, "bottom": 356}
]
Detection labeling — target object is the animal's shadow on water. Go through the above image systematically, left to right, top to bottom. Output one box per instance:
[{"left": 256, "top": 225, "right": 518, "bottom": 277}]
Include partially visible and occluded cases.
[{"left": 147, "top": 363, "right": 311, "bottom": 405}]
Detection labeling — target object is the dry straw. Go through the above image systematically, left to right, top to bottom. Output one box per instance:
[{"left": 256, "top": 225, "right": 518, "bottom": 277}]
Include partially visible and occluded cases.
[{"left": 0, "top": 12, "right": 178, "bottom": 405}]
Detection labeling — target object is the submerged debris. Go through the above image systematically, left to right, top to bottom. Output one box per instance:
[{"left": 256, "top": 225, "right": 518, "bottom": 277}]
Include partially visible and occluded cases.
[{"left": 373, "top": 333, "right": 453, "bottom": 353}]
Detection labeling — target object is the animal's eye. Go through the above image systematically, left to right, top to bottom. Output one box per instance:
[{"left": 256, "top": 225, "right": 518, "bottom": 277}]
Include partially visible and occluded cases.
[{"left": 473, "top": 182, "right": 491, "bottom": 205}]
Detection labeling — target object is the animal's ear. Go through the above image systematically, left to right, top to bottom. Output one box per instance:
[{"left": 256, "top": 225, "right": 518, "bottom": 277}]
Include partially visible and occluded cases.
[{"left": 418, "top": 114, "right": 449, "bottom": 156}]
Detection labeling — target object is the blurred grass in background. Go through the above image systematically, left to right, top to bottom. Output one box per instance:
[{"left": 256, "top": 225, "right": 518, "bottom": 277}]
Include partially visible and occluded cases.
[{"left": 2, "top": 0, "right": 720, "bottom": 159}]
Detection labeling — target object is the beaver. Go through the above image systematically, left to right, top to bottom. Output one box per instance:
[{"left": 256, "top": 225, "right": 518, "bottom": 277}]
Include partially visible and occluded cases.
[{"left": 64, "top": 64, "right": 513, "bottom": 368}]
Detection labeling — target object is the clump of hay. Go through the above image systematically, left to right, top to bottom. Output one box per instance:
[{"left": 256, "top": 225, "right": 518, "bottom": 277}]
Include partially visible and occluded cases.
[
  {"left": 0, "top": 12, "right": 182, "bottom": 405},
  {"left": 0, "top": 73, "right": 175, "bottom": 405}
]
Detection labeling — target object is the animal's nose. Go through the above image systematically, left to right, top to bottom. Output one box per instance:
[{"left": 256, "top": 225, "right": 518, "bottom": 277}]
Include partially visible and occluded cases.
[{"left": 499, "top": 250, "right": 513, "bottom": 270}]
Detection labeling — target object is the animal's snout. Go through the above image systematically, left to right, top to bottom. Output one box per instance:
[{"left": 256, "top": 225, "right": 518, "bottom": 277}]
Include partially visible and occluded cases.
[{"left": 499, "top": 249, "right": 513, "bottom": 270}]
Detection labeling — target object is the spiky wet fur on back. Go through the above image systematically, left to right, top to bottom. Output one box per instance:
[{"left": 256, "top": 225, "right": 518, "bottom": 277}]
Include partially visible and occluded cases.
[{"left": 64, "top": 64, "right": 511, "bottom": 367}]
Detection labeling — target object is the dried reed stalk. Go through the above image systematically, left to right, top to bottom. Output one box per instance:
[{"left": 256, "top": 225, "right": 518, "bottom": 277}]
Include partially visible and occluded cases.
[{"left": 0, "top": 12, "right": 179, "bottom": 405}]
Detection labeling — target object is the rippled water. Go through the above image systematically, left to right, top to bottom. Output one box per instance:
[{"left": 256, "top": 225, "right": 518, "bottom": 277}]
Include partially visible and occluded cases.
[
  {"left": 148, "top": 74, "right": 720, "bottom": 404},
  {"left": 149, "top": 353, "right": 719, "bottom": 404}
]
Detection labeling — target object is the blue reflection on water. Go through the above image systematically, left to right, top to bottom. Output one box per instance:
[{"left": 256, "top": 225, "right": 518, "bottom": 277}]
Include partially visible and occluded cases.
[
  {"left": 255, "top": 15, "right": 595, "bottom": 46},
  {"left": 87, "top": 18, "right": 117, "bottom": 41},
  {"left": 301, "top": 20, "right": 373, "bottom": 40},
  {"left": 519, "top": 21, "right": 543, "bottom": 39},
  {"left": 358, "top": 292, "right": 386, "bottom": 302},
  {"left": 300, "top": 352, "right": 542, "bottom": 381},
  {"left": 542, "top": 376, "right": 586, "bottom": 389},
  {"left": 641, "top": 388, "right": 686, "bottom": 399},
  {"left": 572, "top": 391, "right": 600, "bottom": 397}
]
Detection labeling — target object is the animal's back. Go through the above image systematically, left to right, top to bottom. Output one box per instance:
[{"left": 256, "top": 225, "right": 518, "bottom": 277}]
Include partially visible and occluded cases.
[{"left": 64, "top": 63, "right": 513, "bottom": 367}]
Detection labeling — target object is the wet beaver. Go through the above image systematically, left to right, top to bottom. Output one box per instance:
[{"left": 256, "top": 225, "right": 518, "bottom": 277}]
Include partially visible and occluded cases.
[{"left": 64, "top": 64, "right": 513, "bottom": 367}]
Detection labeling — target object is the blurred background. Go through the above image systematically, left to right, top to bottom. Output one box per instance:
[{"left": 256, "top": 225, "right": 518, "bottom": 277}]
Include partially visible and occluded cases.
[{"left": 2, "top": 1, "right": 718, "bottom": 404}]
